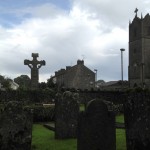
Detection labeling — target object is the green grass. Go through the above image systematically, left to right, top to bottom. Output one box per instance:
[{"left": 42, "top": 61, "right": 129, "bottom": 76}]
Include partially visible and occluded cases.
[
  {"left": 79, "top": 104, "right": 85, "bottom": 111},
  {"left": 116, "top": 114, "right": 125, "bottom": 123},
  {"left": 116, "top": 114, "right": 126, "bottom": 150},
  {"left": 32, "top": 123, "right": 126, "bottom": 150},
  {"left": 32, "top": 124, "right": 77, "bottom": 150},
  {"left": 116, "top": 129, "right": 126, "bottom": 150}
]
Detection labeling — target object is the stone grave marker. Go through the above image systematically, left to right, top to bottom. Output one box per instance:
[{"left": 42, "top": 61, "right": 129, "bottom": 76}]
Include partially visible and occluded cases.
[
  {"left": 24, "top": 53, "right": 45, "bottom": 90},
  {"left": 55, "top": 91, "right": 79, "bottom": 139},
  {"left": 124, "top": 92, "right": 150, "bottom": 150},
  {"left": 77, "top": 98, "right": 116, "bottom": 150},
  {"left": 0, "top": 101, "right": 33, "bottom": 150}
]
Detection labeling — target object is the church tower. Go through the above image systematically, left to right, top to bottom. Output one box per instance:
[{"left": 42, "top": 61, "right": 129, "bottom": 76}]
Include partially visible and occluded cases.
[{"left": 129, "top": 9, "right": 150, "bottom": 88}]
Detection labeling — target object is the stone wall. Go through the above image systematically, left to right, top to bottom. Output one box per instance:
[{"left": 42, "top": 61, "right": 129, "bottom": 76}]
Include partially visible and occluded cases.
[
  {"left": 0, "top": 90, "right": 55, "bottom": 103},
  {"left": 0, "top": 90, "right": 126, "bottom": 105},
  {"left": 79, "top": 91, "right": 125, "bottom": 105}
]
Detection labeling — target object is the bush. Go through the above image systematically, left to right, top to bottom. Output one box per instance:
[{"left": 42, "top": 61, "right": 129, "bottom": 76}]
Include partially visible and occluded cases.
[{"left": 25, "top": 105, "right": 55, "bottom": 122}]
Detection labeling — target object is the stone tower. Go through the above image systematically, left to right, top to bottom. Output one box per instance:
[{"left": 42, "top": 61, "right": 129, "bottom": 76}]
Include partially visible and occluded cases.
[{"left": 129, "top": 11, "right": 150, "bottom": 88}]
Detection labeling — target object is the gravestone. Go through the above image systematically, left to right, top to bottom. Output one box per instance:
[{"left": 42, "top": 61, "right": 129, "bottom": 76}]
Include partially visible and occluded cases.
[
  {"left": 24, "top": 53, "right": 45, "bottom": 89},
  {"left": 55, "top": 91, "right": 79, "bottom": 139},
  {"left": 124, "top": 92, "right": 150, "bottom": 150},
  {"left": 77, "top": 98, "right": 116, "bottom": 150},
  {"left": 0, "top": 101, "right": 33, "bottom": 150}
]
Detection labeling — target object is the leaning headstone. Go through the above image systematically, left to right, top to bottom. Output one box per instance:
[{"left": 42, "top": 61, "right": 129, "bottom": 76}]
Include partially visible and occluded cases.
[
  {"left": 55, "top": 91, "right": 79, "bottom": 139},
  {"left": 124, "top": 92, "right": 150, "bottom": 150},
  {"left": 77, "top": 98, "right": 116, "bottom": 150},
  {"left": 0, "top": 101, "right": 33, "bottom": 150}
]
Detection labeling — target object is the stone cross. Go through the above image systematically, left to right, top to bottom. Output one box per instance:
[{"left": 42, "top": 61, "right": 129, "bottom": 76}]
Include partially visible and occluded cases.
[{"left": 24, "top": 53, "right": 45, "bottom": 89}]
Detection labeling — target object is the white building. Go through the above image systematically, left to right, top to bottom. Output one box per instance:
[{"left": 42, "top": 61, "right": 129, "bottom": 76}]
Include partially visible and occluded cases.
[{"left": 10, "top": 81, "right": 19, "bottom": 90}]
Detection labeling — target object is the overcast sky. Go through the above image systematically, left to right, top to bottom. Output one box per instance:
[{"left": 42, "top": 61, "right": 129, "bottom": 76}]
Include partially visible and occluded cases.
[{"left": 0, "top": 0, "right": 150, "bottom": 82}]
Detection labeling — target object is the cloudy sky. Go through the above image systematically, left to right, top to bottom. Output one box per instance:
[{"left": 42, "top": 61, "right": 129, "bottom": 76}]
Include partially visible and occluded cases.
[{"left": 0, "top": 0, "right": 150, "bottom": 82}]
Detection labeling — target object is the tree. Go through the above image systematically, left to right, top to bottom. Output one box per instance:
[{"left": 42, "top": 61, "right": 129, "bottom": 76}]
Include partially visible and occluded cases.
[
  {"left": 0, "top": 75, "right": 11, "bottom": 89},
  {"left": 0, "top": 75, "right": 4, "bottom": 82},
  {"left": 14, "top": 75, "right": 30, "bottom": 90},
  {"left": 47, "top": 76, "right": 57, "bottom": 89},
  {"left": 39, "top": 82, "right": 47, "bottom": 89}
]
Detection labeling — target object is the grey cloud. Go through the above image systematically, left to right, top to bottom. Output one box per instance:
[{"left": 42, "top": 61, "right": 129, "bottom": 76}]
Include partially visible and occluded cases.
[
  {"left": 0, "top": 0, "right": 146, "bottom": 82},
  {"left": 73, "top": 0, "right": 150, "bottom": 28}
]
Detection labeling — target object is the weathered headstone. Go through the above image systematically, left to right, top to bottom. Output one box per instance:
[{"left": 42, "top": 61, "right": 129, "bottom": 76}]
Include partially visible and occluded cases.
[
  {"left": 24, "top": 53, "right": 45, "bottom": 90},
  {"left": 55, "top": 91, "right": 79, "bottom": 139},
  {"left": 124, "top": 92, "right": 150, "bottom": 150},
  {"left": 77, "top": 98, "right": 116, "bottom": 150},
  {"left": 0, "top": 101, "right": 33, "bottom": 150}
]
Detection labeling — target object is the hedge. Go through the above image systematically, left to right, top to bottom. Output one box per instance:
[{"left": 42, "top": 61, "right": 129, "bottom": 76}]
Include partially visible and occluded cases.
[{"left": 25, "top": 105, "right": 55, "bottom": 122}]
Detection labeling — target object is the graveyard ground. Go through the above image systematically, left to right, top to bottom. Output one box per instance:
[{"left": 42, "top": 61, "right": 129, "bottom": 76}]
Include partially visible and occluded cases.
[{"left": 31, "top": 114, "right": 126, "bottom": 150}]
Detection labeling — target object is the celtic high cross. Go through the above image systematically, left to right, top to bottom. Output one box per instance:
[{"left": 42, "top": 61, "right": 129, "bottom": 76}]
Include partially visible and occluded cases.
[{"left": 24, "top": 53, "right": 46, "bottom": 89}]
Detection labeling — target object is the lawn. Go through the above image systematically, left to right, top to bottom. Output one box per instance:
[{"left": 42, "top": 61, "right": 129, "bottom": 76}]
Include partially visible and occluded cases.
[
  {"left": 116, "top": 114, "right": 125, "bottom": 123},
  {"left": 116, "top": 114, "right": 126, "bottom": 150},
  {"left": 32, "top": 115, "right": 127, "bottom": 150},
  {"left": 32, "top": 124, "right": 77, "bottom": 150},
  {"left": 116, "top": 129, "right": 126, "bottom": 150}
]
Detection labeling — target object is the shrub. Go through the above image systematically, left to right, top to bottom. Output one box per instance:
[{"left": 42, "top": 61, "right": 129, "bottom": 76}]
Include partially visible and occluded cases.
[{"left": 25, "top": 105, "right": 55, "bottom": 122}]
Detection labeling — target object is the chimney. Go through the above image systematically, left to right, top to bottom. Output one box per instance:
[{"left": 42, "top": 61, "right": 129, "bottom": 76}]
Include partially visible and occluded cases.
[{"left": 77, "top": 60, "right": 84, "bottom": 65}]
